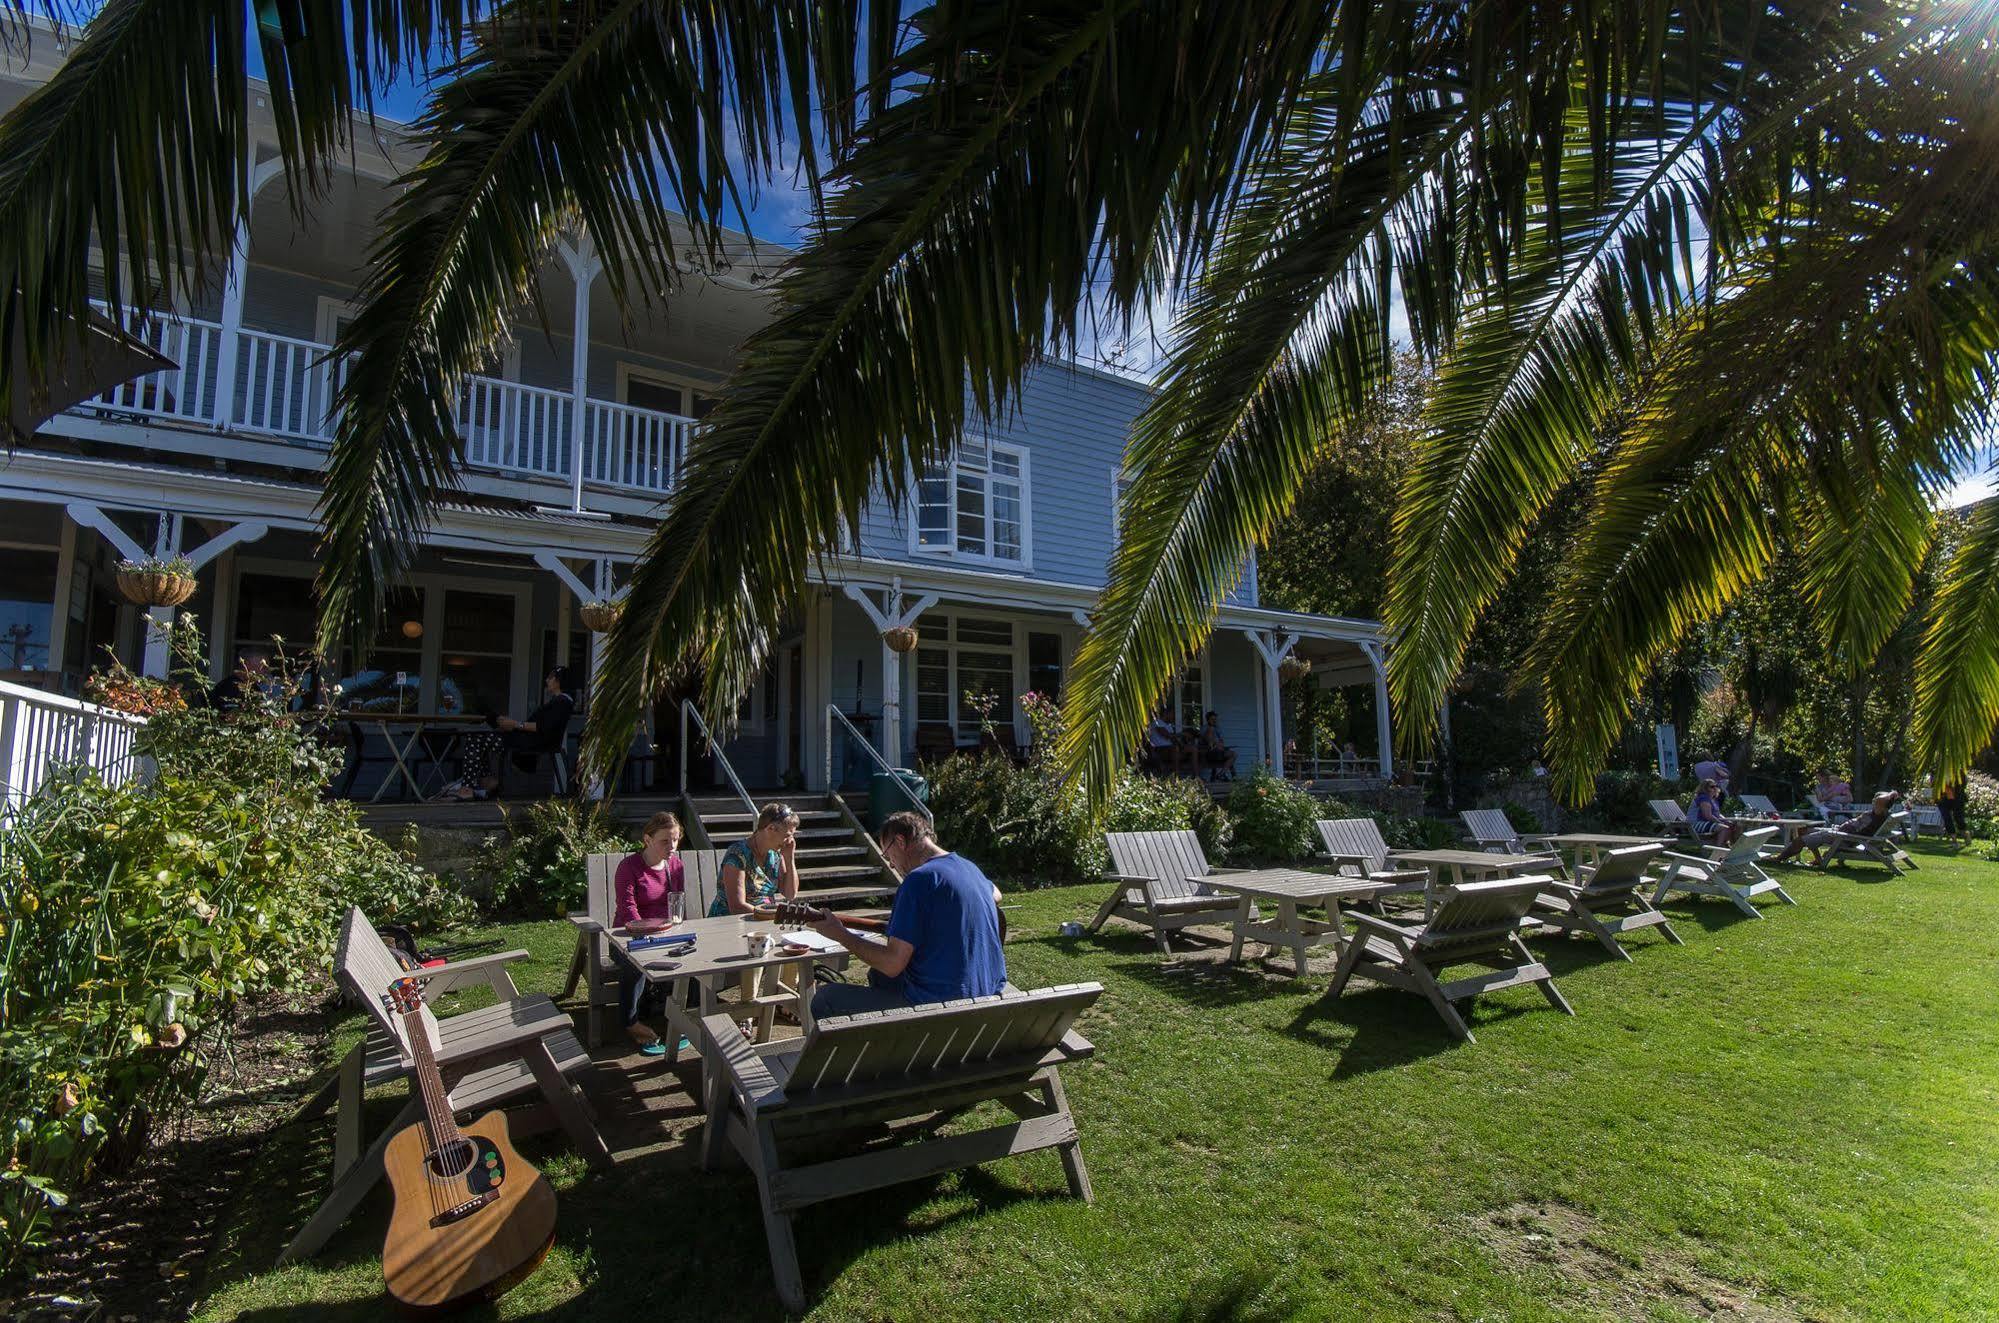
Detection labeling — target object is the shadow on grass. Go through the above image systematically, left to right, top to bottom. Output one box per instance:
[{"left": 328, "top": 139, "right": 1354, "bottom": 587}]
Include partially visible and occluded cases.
[
  {"left": 205, "top": 1045, "right": 1082, "bottom": 1321},
  {"left": 1150, "top": 1265, "right": 1304, "bottom": 1323}
]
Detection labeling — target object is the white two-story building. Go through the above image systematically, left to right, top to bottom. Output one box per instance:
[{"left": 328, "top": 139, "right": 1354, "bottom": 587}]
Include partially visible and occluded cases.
[{"left": 0, "top": 51, "right": 1397, "bottom": 799}]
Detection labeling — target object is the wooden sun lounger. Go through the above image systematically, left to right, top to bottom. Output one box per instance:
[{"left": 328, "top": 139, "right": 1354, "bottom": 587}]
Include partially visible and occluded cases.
[
  {"left": 1648, "top": 799, "right": 1694, "bottom": 837},
  {"left": 1461, "top": 808, "right": 1530, "bottom": 853},
  {"left": 1810, "top": 811, "right": 1918, "bottom": 876},
  {"left": 1314, "top": 817, "right": 1430, "bottom": 902},
  {"left": 1651, "top": 828, "right": 1793, "bottom": 918},
  {"left": 1088, "top": 829, "right": 1245, "bottom": 953},
  {"left": 1531, "top": 843, "right": 1682, "bottom": 959},
  {"left": 561, "top": 847, "right": 725, "bottom": 1047},
  {"left": 1326, "top": 875, "right": 1572, "bottom": 1042},
  {"left": 282, "top": 906, "right": 609, "bottom": 1262},
  {"left": 698, "top": 984, "right": 1102, "bottom": 1313}
]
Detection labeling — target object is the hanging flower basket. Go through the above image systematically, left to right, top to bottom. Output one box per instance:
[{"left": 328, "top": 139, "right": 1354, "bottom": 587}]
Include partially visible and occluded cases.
[
  {"left": 114, "top": 556, "right": 197, "bottom": 608},
  {"left": 578, "top": 600, "right": 621, "bottom": 632},
  {"left": 882, "top": 625, "right": 919, "bottom": 654},
  {"left": 1279, "top": 655, "right": 1313, "bottom": 683}
]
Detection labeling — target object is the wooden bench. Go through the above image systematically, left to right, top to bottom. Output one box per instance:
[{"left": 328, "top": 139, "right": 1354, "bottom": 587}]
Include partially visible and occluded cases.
[
  {"left": 1089, "top": 829, "right": 1244, "bottom": 953},
  {"left": 561, "top": 847, "right": 724, "bottom": 1047},
  {"left": 1326, "top": 876, "right": 1571, "bottom": 1042},
  {"left": 281, "top": 906, "right": 608, "bottom": 1262},
  {"left": 698, "top": 984, "right": 1103, "bottom": 1313}
]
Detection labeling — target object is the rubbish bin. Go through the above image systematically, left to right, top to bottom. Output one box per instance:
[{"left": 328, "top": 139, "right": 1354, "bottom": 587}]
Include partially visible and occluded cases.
[{"left": 869, "top": 769, "right": 929, "bottom": 832}]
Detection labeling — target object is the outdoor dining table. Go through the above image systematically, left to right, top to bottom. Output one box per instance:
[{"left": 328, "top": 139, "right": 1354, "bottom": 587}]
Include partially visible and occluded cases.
[
  {"left": 339, "top": 712, "right": 490, "bottom": 802},
  {"left": 1743, "top": 817, "right": 1821, "bottom": 848},
  {"left": 1523, "top": 831, "right": 1672, "bottom": 870},
  {"left": 1387, "top": 847, "right": 1563, "bottom": 919},
  {"left": 1197, "top": 868, "right": 1394, "bottom": 973},
  {"left": 603, "top": 911, "right": 855, "bottom": 1093}
]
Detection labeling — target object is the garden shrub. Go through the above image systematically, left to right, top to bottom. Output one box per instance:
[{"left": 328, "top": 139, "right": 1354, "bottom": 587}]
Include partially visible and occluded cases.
[
  {"left": 0, "top": 621, "right": 468, "bottom": 1278},
  {"left": 1225, "top": 766, "right": 1319, "bottom": 863},
  {"left": 1963, "top": 771, "right": 1999, "bottom": 838},
  {"left": 482, "top": 798, "right": 636, "bottom": 917}
]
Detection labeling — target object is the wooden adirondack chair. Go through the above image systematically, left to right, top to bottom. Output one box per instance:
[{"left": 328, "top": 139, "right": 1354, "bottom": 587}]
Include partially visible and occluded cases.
[
  {"left": 1649, "top": 799, "right": 1693, "bottom": 837},
  {"left": 1461, "top": 808, "right": 1529, "bottom": 853},
  {"left": 1810, "top": 810, "right": 1918, "bottom": 876},
  {"left": 1314, "top": 818, "right": 1429, "bottom": 903},
  {"left": 1651, "top": 827, "right": 1793, "bottom": 918},
  {"left": 1089, "top": 830, "right": 1244, "bottom": 953},
  {"left": 1532, "top": 843, "right": 1682, "bottom": 960},
  {"left": 562, "top": 848, "right": 726, "bottom": 1048},
  {"left": 1326, "top": 876, "right": 1572, "bottom": 1042},
  {"left": 282, "top": 907, "right": 609, "bottom": 1262},
  {"left": 698, "top": 984, "right": 1103, "bottom": 1313}
]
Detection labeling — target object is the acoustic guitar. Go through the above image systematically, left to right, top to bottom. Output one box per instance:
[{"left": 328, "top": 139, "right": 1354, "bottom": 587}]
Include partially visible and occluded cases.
[
  {"left": 773, "top": 895, "right": 1008, "bottom": 943},
  {"left": 378, "top": 976, "right": 557, "bottom": 1315}
]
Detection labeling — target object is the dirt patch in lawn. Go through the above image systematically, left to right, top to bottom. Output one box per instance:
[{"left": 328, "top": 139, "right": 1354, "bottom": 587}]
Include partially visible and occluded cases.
[
  {"left": 5, "top": 985, "right": 333, "bottom": 1323},
  {"left": 1469, "top": 1200, "right": 1809, "bottom": 1321}
]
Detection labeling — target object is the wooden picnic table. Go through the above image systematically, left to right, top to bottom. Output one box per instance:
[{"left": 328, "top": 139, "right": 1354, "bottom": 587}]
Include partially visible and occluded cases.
[
  {"left": 1741, "top": 816, "right": 1821, "bottom": 848},
  {"left": 1524, "top": 831, "right": 1671, "bottom": 869},
  {"left": 1388, "top": 847, "right": 1561, "bottom": 919},
  {"left": 1198, "top": 868, "right": 1393, "bottom": 973},
  {"left": 604, "top": 911, "right": 855, "bottom": 1093}
]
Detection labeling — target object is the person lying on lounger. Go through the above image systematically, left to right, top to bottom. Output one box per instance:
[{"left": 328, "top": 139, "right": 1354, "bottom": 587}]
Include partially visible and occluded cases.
[{"left": 1773, "top": 791, "right": 1900, "bottom": 866}]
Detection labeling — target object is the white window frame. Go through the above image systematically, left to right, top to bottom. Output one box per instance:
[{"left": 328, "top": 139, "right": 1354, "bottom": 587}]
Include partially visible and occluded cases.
[
  {"left": 616, "top": 362, "right": 718, "bottom": 420},
  {"left": 909, "top": 437, "right": 1033, "bottom": 569},
  {"left": 911, "top": 611, "right": 1023, "bottom": 742},
  {"left": 1169, "top": 646, "right": 1211, "bottom": 731}
]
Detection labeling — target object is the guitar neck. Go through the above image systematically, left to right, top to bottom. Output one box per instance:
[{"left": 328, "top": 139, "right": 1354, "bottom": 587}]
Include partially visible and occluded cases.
[
  {"left": 776, "top": 902, "right": 887, "bottom": 932},
  {"left": 402, "top": 1005, "right": 465, "bottom": 1151}
]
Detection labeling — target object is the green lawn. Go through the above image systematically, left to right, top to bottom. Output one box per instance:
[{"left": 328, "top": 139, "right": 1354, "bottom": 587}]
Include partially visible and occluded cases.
[{"left": 190, "top": 845, "right": 1999, "bottom": 1321}]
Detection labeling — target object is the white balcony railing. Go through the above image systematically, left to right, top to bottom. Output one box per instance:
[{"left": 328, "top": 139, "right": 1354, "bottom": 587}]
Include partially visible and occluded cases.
[
  {"left": 73, "top": 303, "right": 688, "bottom": 497},
  {"left": 0, "top": 679, "right": 147, "bottom": 818}
]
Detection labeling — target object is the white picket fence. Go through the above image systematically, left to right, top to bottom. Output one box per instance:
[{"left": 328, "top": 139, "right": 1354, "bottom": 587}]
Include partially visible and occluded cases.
[{"left": 0, "top": 679, "right": 148, "bottom": 817}]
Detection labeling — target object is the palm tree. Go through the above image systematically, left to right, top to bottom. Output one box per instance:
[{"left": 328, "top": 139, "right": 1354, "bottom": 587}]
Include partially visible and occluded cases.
[{"left": 7, "top": 2, "right": 1998, "bottom": 806}]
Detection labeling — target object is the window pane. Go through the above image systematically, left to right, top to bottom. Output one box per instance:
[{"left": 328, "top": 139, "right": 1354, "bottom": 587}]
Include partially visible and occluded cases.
[
  {"left": 959, "top": 437, "right": 989, "bottom": 470},
  {"left": 990, "top": 447, "right": 1021, "bottom": 478},
  {"left": 917, "top": 468, "right": 952, "bottom": 547},
  {"left": 956, "top": 471, "right": 986, "bottom": 554},
  {"left": 992, "top": 480, "right": 1022, "bottom": 560},
  {"left": 0, "top": 548, "right": 58, "bottom": 674},
  {"left": 234, "top": 572, "right": 317, "bottom": 656},
  {"left": 372, "top": 587, "right": 426, "bottom": 654},
  {"left": 443, "top": 590, "right": 515, "bottom": 654},
  {"left": 956, "top": 617, "right": 1012, "bottom": 646},
  {"left": 1027, "top": 632, "right": 1062, "bottom": 702},
  {"left": 916, "top": 646, "right": 949, "bottom": 723},
  {"left": 956, "top": 649, "right": 1014, "bottom": 736},
  {"left": 336, "top": 652, "right": 423, "bottom": 714},
  {"left": 439, "top": 655, "right": 510, "bottom": 717},
  {"left": 1178, "top": 665, "right": 1204, "bottom": 730}
]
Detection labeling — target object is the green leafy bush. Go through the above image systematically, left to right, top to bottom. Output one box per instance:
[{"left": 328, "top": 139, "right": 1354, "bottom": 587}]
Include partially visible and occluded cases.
[
  {"left": 0, "top": 622, "right": 468, "bottom": 1278},
  {"left": 1225, "top": 766, "right": 1319, "bottom": 863},
  {"left": 1583, "top": 770, "right": 1673, "bottom": 832},
  {"left": 1963, "top": 772, "right": 1999, "bottom": 838},
  {"left": 482, "top": 798, "right": 631, "bottom": 917}
]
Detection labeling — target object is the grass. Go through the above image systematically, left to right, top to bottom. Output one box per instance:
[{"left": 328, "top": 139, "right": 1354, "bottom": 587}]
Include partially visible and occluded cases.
[{"left": 188, "top": 844, "right": 1999, "bottom": 1321}]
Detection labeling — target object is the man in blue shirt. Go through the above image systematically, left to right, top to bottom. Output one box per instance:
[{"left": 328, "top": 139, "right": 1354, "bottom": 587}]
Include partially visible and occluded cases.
[{"left": 808, "top": 812, "right": 1007, "bottom": 1018}]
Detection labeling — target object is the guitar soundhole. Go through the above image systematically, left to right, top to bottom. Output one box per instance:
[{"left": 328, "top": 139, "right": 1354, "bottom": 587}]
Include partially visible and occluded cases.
[{"left": 427, "top": 1138, "right": 478, "bottom": 1181}]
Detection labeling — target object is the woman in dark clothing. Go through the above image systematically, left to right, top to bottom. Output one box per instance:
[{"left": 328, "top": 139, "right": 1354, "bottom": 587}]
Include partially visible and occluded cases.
[
  {"left": 448, "top": 667, "right": 575, "bottom": 799},
  {"left": 1936, "top": 777, "right": 1969, "bottom": 842}
]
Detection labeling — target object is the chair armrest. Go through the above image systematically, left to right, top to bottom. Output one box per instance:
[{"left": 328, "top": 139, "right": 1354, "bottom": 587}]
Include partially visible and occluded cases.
[
  {"left": 1659, "top": 851, "right": 1713, "bottom": 869},
  {"left": 1207, "top": 866, "right": 1250, "bottom": 876},
  {"left": 1103, "top": 871, "right": 1157, "bottom": 885},
  {"left": 1349, "top": 911, "right": 1420, "bottom": 941},
  {"left": 567, "top": 913, "right": 604, "bottom": 933},
  {"left": 414, "top": 949, "right": 530, "bottom": 1001},
  {"left": 698, "top": 1013, "right": 787, "bottom": 1116}
]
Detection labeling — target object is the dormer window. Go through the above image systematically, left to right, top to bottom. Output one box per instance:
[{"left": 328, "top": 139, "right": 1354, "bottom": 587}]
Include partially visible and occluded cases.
[{"left": 914, "top": 438, "right": 1030, "bottom": 567}]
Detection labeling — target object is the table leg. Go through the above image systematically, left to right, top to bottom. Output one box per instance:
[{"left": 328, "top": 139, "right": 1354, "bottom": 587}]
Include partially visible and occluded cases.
[
  {"left": 1226, "top": 894, "right": 1251, "bottom": 964},
  {"left": 1280, "top": 899, "right": 1308, "bottom": 974}
]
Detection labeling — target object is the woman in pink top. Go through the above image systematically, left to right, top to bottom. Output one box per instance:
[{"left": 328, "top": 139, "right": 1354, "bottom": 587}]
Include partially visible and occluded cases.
[{"left": 613, "top": 812, "right": 685, "bottom": 1054}]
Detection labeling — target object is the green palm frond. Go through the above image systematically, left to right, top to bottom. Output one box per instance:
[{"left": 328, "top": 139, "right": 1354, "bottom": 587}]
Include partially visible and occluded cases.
[
  {"left": 316, "top": 0, "right": 853, "bottom": 658},
  {"left": 588, "top": 0, "right": 1335, "bottom": 769},
  {"left": 1914, "top": 493, "right": 1999, "bottom": 782}
]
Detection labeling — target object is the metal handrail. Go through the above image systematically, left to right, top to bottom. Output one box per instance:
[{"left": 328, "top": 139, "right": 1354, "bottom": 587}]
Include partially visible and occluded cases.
[
  {"left": 679, "top": 699, "right": 756, "bottom": 817},
  {"left": 825, "top": 704, "right": 932, "bottom": 822}
]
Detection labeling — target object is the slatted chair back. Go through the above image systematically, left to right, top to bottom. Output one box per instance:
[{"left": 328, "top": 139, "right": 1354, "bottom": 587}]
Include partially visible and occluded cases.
[
  {"left": 1737, "top": 793, "right": 1781, "bottom": 817},
  {"left": 1650, "top": 799, "right": 1689, "bottom": 827},
  {"left": 1461, "top": 808, "right": 1522, "bottom": 852},
  {"left": 1316, "top": 817, "right": 1394, "bottom": 874},
  {"left": 1717, "top": 828, "right": 1778, "bottom": 867},
  {"left": 1105, "top": 831, "right": 1212, "bottom": 902},
  {"left": 1578, "top": 843, "right": 1664, "bottom": 895},
  {"left": 585, "top": 847, "right": 727, "bottom": 924},
  {"left": 1413, "top": 877, "right": 1550, "bottom": 956},
  {"left": 335, "top": 906, "right": 436, "bottom": 1064},
  {"left": 784, "top": 984, "right": 1103, "bottom": 1095}
]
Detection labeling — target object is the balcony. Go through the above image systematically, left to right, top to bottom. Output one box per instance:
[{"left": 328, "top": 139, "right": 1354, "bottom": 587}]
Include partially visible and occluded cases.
[{"left": 74, "top": 304, "right": 691, "bottom": 498}]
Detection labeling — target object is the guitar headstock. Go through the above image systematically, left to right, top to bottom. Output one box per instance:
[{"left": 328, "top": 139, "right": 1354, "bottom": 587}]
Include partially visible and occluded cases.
[
  {"left": 772, "top": 899, "right": 827, "bottom": 928},
  {"left": 384, "top": 975, "right": 424, "bottom": 1017}
]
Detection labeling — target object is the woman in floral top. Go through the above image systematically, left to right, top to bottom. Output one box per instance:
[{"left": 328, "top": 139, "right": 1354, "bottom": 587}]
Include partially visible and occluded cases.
[{"left": 711, "top": 802, "right": 801, "bottom": 916}]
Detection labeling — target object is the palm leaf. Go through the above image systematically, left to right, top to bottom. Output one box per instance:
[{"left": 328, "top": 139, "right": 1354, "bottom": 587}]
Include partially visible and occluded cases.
[{"left": 1914, "top": 493, "right": 1999, "bottom": 782}]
